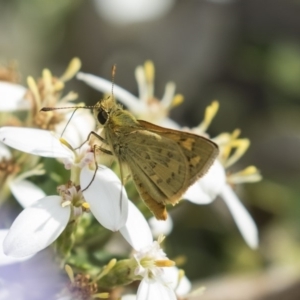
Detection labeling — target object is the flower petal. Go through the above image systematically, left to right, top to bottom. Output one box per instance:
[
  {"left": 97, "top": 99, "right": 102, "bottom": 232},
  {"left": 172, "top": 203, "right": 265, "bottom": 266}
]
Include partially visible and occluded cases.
[
  {"left": 77, "top": 72, "right": 145, "bottom": 113},
  {"left": 0, "top": 82, "right": 29, "bottom": 111},
  {"left": 55, "top": 109, "right": 95, "bottom": 148},
  {"left": 0, "top": 127, "right": 73, "bottom": 158},
  {"left": 0, "top": 143, "right": 11, "bottom": 159},
  {"left": 184, "top": 160, "right": 226, "bottom": 204},
  {"left": 81, "top": 165, "right": 128, "bottom": 231},
  {"left": 9, "top": 179, "right": 46, "bottom": 208},
  {"left": 220, "top": 184, "right": 259, "bottom": 249},
  {"left": 4, "top": 196, "right": 70, "bottom": 257},
  {"left": 120, "top": 201, "right": 153, "bottom": 250},
  {"left": 148, "top": 215, "right": 173, "bottom": 238},
  {"left": 0, "top": 229, "right": 33, "bottom": 266},
  {"left": 161, "top": 267, "right": 191, "bottom": 296},
  {"left": 137, "top": 279, "right": 177, "bottom": 300},
  {"left": 121, "top": 295, "right": 137, "bottom": 300}
]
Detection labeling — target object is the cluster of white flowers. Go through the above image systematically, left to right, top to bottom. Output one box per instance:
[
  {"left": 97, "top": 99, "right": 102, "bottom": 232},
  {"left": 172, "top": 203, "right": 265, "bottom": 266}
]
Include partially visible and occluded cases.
[{"left": 0, "top": 59, "right": 261, "bottom": 300}]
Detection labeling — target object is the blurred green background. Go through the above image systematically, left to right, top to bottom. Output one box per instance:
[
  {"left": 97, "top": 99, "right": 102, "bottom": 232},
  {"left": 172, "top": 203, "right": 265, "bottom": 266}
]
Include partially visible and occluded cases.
[{"left": 1, "top": 0, "right": 300, "bottom": 299}]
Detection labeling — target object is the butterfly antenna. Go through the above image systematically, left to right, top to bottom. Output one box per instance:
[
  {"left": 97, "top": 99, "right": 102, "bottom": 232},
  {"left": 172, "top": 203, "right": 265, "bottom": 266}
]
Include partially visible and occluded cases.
[
  {"left": 111, "top": 64, "right": 117, "bottom": 101},
  {"left": 40, "top": 105, "right": 94, "bottom": 138},
  {"left": 60, "top": 108, "right": 78, "bottom": 138}
]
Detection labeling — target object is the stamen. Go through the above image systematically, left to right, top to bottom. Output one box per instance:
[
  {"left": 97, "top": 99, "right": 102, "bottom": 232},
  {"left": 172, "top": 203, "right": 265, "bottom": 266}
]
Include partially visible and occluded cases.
[
  {"left": 60, "top": 57, "right": 82, "bottom": 82},
  {"left": 144, "top": 60, "right": 154, "bottom": 99},
  {"left": 135, "top": 65, "right": 148, "bottom": 102},
  {"left": 42, "top": 69, "right": 53, "bottom": 94},
  {"left": 27, "top": 76, "right": 41, "bottom": 108},
  {"left": 160, "top": 81, "right": 176, "bottom": 107},
  {"left": 171, "top": 94, "right": 184, "bottom": 108},
  {"left": 197, "top": 101, "right": 219, "bottom": 133},
  {"left": 59, "top": 138, "right": 74, "bottom": 152},
  {"left": 224, "top": 138, "right": 250, "bottom": 168},
  {"left": 14, "top": 163, "right": 45, "bottom": 182},
  {"left": 228, "top": 166, "right": 262, "bottom": 184},
  {"left": 94, "top": 259, "right": 117, "bottom": 282},
  {"left": 155, "top": 259, "right": 175, "bottom": 267},
  {"left": 65, "top": 264, "right": 75, "bottom": 283},
  {"left": 92, "top": 293, "right": 110, "bottom": 299}
]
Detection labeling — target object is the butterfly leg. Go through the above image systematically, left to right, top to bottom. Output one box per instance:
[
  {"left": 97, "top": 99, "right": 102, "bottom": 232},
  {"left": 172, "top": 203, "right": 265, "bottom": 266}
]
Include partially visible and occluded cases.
[
  {"left": 74, "top": 131, "right": 109, "bottom": 150},
  {"left": 81, "top": 143, "right": 113, "bottom": 192}
]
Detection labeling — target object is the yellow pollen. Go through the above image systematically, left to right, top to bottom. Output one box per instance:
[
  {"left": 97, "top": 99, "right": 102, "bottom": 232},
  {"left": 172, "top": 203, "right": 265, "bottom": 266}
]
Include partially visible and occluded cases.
[
  {"left": 60, "top": 57, "right": 82, "bottom": 82},
  {"left": 144, "top": 60, "right": 155, "bottom": 83},
  {"left": 42, "top": 69, "right": 53, "bottom": 92},
  {"left": 27, "top": 76, "right": 41, "bottom": 106},
  {"left": 171, "top": 94, "right": 184, "bottom": 107},
  {"left": 59, "top": 138, "right": 73, "bottom": 151},
  {"left": 82, "top": 202, "right": 90, "bottom": 210},
  {"left": 155, "top": 259, "right": 175, "bottom": 267},
  {"left": 65, "top": 264, "right": 75, "bottom": 283},
  {"left": 92, "top": 292, "right": 110, "bottom": 299}
]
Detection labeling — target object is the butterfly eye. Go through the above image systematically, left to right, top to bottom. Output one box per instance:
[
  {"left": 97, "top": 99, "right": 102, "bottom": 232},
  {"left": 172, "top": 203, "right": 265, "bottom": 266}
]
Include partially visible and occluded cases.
[{"left": 97, "top": 108, "right": 108, "bottom": 125}]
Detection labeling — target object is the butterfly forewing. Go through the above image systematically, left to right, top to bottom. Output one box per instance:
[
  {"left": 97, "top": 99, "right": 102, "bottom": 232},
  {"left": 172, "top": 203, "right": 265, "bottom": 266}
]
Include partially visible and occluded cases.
[{"left": 138, "top": 120, "right": 219, "bottom": 185}]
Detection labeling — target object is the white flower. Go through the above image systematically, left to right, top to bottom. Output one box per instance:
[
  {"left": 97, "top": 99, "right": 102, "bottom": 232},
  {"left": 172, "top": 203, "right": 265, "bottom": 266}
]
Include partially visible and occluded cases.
[
  {"left": 77, "top": 61, "right": 182, "bottom": 128},
  {"left": 0, "top": 81, "right": 29, "bottom": 112},
  {"left": 0, "top": 127, "right": 129, "bottom": 257},
  {"left": 0, "top": 142, "right": 45, "bottom": 204},
  {"left": 183, "top": 145, "right": 261, "bottom": 249},
  {"left": 3, "top": 195, "right": 71, "bottom": 257},
  {"left": 120, "top": 200, "right": 153, "bottom": 251},
  {"left": 148, "top": 215, "right": 173, "bottom": 238},
  {"left": 0, "top": 229, "right": 33, "bottom": 265},
  {"left": 132, "top": 236, "right": 177, "bottom": 300}
]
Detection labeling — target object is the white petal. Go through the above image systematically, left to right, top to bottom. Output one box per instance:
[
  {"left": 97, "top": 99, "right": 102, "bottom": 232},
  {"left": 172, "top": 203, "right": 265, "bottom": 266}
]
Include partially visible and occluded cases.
[
  {"left": 93, "top": 0, "right": 174, "bottom": 25},
  {"left": 77, "top": 72, "right": 145, "bottom": 113},
  {"left": 0, "top": 82, "right": 29, "bottom": 111},
  {"left": 55, "top": 109, "right": 96, "bottom": 148},
  {"left": 158, "top": 118, "right": 180, "bottom": 129},
  {"left": 0, "top": 127, "right": 73, "bottom": 158},
  {"left": 0, "top": 143, "right": 11, "bottom": 159},
  {"left": 184, "top": 160, "right": 226, "bottom": 204},
  {"left": 81, "top": 165, "right": 128, "bottom": 231},
  {"left": 9, "top": 179, "right": 46, "bottom": 208},
  {"left": 220, "top": 184, "right": 259, "bottom": 249},
  {"left": 4, "top": 196, "right": 70, "bottom": 257},
  {"left": 120, "top": 201, "right": 153, "bottom": 250},
  {"left": 148, "top": 215, "right": 173, "bottom": 238},
  {"left": 0, "top": 229, "right": 33, "bottom": 266},
  {"left": 161, "top": 267, "right": 191, "bottom": 296},
  {"left": 137, "top": 279, "right": 177, "bottom": 300},
  {"left": 121, "top": 295, "right": 137, "bottom": 300}
]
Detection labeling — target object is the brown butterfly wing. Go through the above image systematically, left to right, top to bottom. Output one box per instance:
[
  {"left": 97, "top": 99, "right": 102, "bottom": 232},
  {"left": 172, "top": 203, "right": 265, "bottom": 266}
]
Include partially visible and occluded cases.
[
  {"left": 138, "top": 120, "right": 219, "bottom": 186},
  {"left": 123, "top": 129, "right": 189, "bottom": 220}
]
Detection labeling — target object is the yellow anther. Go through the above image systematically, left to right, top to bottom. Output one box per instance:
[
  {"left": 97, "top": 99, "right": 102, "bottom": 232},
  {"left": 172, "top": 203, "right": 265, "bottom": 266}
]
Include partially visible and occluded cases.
[
  {"left": 60, "top": 57, "right": 82, "bottom": 82},
  {"left": 144, "top": 60, "right": 155, "bottom": 83},
  {"left": 42, "top": 69, "right": 53, "bottom": 92},
  {"left": 27, "top": 76, "right": 41, "bottom": 106},
  {"left": 53, "top": 80, "right": 64, "bottom": 92},
  {"left": 171, "top": 94, "right": 184, "bottom": 107},
  {"left": 197, "top": 101, "right": 219, "bottom": 133},
  {"left": 231, "top": 128, "right": 241, "bottom": 139},
  {"left": 59, "top": 137, "right": 73, "bottom": 151},
  {"left": 224, "top": 138, "right": 250, "bottom": 168},
  {"left": 228, "top": 165, "right": 262, "bottom": 184},
  {"left": 61, "top": 200, "right": 71, "bottom": 207},
  {"left": 82, "top": 202, "right": 90, "bottom": 210},
  {"left": 157, "top": 234, "right": 165, "bottom": 244},
  {"left": 94, "top": 259, "right": 117, "bottom": 281},
  {"left": 155, "top": 259, "right": 175, "bottom": 267},
  {"left": 65, "top": 264, "right": 75, "bottom": 283},
  {"left": 92, "top": 293, "right": 110, "bottom": 299}
]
